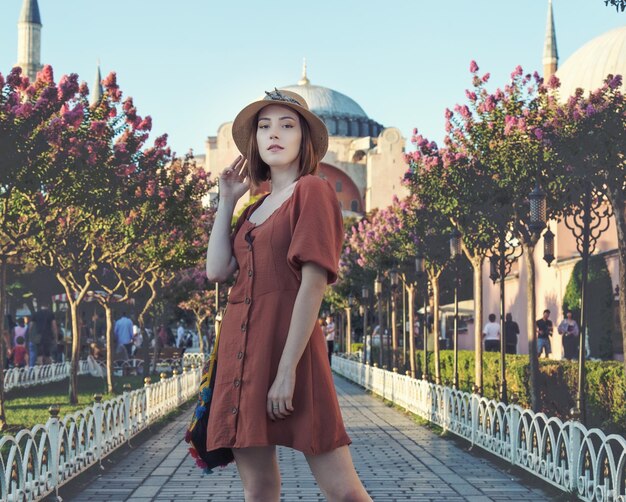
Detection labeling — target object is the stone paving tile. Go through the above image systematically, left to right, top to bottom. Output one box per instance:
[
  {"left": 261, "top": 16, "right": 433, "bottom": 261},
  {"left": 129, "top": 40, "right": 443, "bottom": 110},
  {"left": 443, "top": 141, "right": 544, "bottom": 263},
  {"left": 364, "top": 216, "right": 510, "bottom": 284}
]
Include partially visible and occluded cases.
[{"left": 59, "top": 375, "right": 561, "bottom": 502}]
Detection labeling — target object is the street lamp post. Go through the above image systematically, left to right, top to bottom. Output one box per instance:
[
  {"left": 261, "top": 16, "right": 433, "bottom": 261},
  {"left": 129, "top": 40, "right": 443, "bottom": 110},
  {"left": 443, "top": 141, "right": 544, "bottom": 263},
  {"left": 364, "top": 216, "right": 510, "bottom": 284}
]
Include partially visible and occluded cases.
[
  {"left": 562, "top": 184, "right": 612, "bottom": 423},
  {"left": 488, "top": 225, "right": 522, "bottom": 404},
  {"left": 449, "top": 228, "right": 462, "bottom": 390},
  {"left": 374, "top": 273, "right": 384, "bottom": 368},
  {"left": 361, "top": 286, "right": 370, "bottom": 364}
]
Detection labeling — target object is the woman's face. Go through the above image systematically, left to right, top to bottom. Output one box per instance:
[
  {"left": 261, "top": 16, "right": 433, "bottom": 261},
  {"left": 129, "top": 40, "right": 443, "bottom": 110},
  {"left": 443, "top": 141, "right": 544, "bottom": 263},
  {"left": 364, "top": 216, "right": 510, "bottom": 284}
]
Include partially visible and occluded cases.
[
  {"left": 256, "top": 104, "right": 302, "bottom": 169},
  {"left": 566, "top": 312, "right": 572, "bottom": 320}
]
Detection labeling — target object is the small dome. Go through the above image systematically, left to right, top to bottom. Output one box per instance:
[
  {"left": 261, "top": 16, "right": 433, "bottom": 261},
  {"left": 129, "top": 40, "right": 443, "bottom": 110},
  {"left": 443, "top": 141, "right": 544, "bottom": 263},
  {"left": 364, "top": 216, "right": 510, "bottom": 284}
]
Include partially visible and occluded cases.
[{"left": 556, "top": 26, "right": 626, "bottom": 99}]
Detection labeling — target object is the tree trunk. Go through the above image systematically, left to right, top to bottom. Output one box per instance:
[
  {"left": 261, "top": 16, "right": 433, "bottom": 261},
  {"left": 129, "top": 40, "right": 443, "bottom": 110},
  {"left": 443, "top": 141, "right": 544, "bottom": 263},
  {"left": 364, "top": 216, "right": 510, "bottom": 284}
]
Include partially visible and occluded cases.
[
  {"left": 608, "top": 189, "right": 626, "bottom": 372},
  {"left": 524, "top": 243, "right": 540, "bottom": 411},
  {"left": 0, "top": 257, "right": 8, "bottom": 430},
  {"left": 472, "top": 257, "right": 484, "bottom": 394},
  {"left": 431, "top": 274, "right": 441, "bottom": 385},
  {"left": 408, "top": 284, "right": 416, "bottom": 378},
  {"left": 391, "top": 293, "right": 397, "bottom": 368},
  {"left": 68, "top": 300, "right": 81, "bottom": 404},
  {"left": 104, "top": 304, "right": 115, "bottom": 394},
  {"left": 196, "top": 317, "right": 205, "bottom": 354}
]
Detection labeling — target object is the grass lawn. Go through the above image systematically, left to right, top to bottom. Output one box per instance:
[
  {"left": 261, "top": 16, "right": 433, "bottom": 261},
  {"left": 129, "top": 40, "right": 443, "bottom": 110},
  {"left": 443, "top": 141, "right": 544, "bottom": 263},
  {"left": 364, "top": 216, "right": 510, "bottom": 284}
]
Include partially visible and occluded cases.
[{"left": 1, "top": 372, "right": 171, "bottom": 435}]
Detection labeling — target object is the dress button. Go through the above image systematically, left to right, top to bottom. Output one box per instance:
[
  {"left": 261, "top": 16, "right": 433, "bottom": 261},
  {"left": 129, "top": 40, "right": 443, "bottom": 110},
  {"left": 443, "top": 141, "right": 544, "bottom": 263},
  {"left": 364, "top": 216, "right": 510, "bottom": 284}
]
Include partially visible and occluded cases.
[
  {"left": 247, "top": 244, "right": 252, "bottom": 251},
  {"left": 248, "top": 269, "right": 253, "bottom": 277},
  {"left": 245, "top": 297, "right": 251, "bottom": 304},
  {"left": 241, "top": 322, "right": 246, "bottom": 332},
  {"left": 237, "top": 351, "right": 244, "bottom": 359},
  {"left": 234, "top": 379, "right": 241, "bottom": 388},
  {"left": 231, "top": 407, "right": 238, "bottom": 414}
]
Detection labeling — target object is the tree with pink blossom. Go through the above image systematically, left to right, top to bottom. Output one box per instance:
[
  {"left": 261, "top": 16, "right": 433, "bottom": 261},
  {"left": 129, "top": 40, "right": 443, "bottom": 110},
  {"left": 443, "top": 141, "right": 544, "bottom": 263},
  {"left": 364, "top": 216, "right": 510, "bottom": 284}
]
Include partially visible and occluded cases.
[{"left": 545, "top": 73, "right": 626, "bottom": 372}]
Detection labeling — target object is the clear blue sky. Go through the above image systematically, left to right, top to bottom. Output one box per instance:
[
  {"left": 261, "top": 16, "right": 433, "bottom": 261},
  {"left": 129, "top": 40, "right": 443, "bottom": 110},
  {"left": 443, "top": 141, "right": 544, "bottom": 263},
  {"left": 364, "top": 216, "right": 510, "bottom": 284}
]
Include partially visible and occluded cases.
[{"left": 1, "top": 1, "right": 624, "bottom": 159}]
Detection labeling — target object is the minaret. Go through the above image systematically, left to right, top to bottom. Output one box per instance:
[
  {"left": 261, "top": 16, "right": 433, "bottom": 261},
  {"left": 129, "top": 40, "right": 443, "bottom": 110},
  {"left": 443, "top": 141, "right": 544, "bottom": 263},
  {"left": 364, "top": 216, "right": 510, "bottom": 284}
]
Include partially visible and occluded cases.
[
  {"left": 16, "top": 0, "right": 43, "bottom": 82},
  {"left": 543, "top": 0, "right": 558, "bottom": 78},
  {"left": 298, "top": 58, "right": 310, "bottom": 86},
  {"left": 90, "top": 62, "right": 103, "bottom": 106}
]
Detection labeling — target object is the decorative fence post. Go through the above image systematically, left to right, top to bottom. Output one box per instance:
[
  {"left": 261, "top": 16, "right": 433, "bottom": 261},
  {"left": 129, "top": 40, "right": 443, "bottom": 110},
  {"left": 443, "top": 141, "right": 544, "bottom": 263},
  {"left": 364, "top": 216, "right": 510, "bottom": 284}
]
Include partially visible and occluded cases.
[
  {"left": 173, "top": 369, "right": 181, "bottom": 406},
  {"left": 144, "top": 377, "right": 152, "bottom": 423},
  {"left": 123, "top": 383, "right": 132, "bottom": 442},
  {"left": 93, "top": 393, "right": 104, "bottom": 467},
  {"left": 45, "top": 404, "right": 61, "bottom": 499}
]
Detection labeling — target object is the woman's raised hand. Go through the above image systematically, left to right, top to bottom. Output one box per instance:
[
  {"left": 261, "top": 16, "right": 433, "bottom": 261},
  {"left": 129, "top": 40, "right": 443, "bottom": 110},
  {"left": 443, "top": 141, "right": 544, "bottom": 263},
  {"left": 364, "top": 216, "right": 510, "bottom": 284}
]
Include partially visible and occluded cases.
[{"left": 219, "top": 155, "right": 250, "bottom": 202}]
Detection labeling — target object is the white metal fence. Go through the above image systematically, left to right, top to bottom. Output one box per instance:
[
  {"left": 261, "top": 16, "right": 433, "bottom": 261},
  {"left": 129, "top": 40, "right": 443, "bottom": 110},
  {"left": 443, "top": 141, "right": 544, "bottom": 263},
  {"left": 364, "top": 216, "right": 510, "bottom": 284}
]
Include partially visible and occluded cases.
[
  {"left": 332, "top": 356, "right": 626, "bottom": 502},
  {"left": 3, "top": 358, "right": 105, "bottom": 392},
  {"left": 0, "top": 365, "right": 201, "bottom": 501}
]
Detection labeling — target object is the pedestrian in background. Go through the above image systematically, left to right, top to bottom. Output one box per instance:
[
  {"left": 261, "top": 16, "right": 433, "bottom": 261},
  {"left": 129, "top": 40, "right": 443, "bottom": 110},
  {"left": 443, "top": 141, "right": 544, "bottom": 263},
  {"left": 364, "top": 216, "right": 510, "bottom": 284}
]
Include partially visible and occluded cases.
[
  {"left": 31, "top": 304, "right": 58, "bottom": 365},
  {"left": 536, "top": 309, "right": 553, "bottom": 358},
  {"left": 558, "top": 310, "right": 580, "bottom": 360},
  {"left": 114, "top": 312, "right": 134, "bottom": 358},
  {"left": 482, "top": 313, "right": 501, "bottom": 352},
  {"left": 504, "top": 313, "right": 520, "bottom": 354},
  {"left": 325, "top": 314, "right": 336, "bottom": 366}
]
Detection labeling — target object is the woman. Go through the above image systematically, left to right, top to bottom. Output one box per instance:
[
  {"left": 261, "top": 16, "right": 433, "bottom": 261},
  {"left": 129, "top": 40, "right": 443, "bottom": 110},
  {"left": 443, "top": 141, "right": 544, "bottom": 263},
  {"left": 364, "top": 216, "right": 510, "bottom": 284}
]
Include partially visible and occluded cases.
[
  {"left": 205, "top": 89, "right": 371, "bottom": 501},
  {"left": 558, "top": 310, "right": 580, "bottom": 360}
]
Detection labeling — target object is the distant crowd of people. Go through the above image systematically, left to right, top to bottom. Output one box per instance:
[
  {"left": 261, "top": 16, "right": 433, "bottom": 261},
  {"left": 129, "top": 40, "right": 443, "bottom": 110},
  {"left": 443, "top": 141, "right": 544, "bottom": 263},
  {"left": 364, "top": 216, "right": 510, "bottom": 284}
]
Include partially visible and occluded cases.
[
  {"left": 4, "top": 305, "right": 213, "bottom": 370},
  {"left": 482, "top": 309, "right": 581, "bottom": 359}
]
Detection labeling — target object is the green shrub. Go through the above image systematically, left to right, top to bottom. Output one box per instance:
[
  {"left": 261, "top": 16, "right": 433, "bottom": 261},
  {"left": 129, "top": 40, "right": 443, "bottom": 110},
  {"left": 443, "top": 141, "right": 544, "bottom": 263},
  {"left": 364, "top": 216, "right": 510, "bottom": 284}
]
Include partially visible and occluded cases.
[{"left": 409, "top": 350, "right": 626, "bottom": 434}]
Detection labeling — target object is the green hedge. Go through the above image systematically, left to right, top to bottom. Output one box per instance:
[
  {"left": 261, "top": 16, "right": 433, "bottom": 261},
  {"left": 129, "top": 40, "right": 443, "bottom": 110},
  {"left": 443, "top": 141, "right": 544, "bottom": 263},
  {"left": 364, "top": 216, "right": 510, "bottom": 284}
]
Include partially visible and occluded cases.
[{"left": 410, "top": 350, "right": 626, "bottom": 435}]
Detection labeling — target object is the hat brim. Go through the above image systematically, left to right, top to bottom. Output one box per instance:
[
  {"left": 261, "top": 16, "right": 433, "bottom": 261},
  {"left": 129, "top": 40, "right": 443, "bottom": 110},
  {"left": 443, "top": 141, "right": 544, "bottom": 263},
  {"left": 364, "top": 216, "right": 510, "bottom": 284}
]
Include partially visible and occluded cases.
[{"left": 232, "top": 100, "right": 328, "bottom": 160}]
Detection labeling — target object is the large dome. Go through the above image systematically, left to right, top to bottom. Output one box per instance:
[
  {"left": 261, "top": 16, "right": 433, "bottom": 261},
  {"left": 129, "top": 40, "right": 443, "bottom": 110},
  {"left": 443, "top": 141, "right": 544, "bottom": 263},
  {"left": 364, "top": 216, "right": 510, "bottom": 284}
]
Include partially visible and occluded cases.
[
  {"left": 556, "top": 26, "right": 626, "bottom": 100},
  {"left": 277, "top": 69, "right": 383, "bottom": 138},
  {"left": 280, "top": 83, "right": 369, "bottom": 119}
]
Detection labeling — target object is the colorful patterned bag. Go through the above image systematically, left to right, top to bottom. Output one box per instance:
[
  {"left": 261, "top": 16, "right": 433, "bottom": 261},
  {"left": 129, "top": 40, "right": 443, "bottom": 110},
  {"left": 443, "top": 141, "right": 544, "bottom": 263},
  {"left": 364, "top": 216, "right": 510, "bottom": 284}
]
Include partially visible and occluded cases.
[{"left": 184, "top": 327, "right": 234, "bottom": 473}]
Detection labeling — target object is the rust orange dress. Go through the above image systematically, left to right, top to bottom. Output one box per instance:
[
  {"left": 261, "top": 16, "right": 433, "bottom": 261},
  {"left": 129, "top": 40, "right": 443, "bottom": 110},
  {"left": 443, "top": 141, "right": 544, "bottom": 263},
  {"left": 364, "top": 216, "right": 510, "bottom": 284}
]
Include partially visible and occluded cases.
[{"left": 205, "top": 174, "right": 351, "bottom": 455}]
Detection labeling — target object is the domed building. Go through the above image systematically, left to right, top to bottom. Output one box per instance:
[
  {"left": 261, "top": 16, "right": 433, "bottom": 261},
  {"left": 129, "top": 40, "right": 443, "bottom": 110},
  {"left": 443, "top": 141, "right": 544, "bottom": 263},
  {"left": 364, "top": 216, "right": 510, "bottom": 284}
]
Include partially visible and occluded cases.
[
  {"left": 555, "top": 25, "right": 626, "bottom": 99},
  {"left": 202, "top": 63, "right": 408, "bottom": 217}
]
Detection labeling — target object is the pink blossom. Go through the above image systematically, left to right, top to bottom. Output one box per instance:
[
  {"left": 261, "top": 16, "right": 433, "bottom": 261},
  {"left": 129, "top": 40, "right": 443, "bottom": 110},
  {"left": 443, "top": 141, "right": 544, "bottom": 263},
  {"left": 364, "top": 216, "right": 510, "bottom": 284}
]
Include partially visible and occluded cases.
[
  {"left": 469, "top": 60, "right": 479, "bottom": 73},
  {"left": 37, "top": 65, "right": 54, "bottom": 84},
  {"left": 511, "top": 65, "right": 523, "bottom": 79},
  {"left": 6, "top": 67, "right": 23, "bottom": 88},
  {"left": 102, "top": 72, "right": 122, "bottom": 101},
  {"left": 482, "top": 72, "right": 490, "bottom": 83},
  {"left": 58, "top": 74, "right": 79, "bottom": 101},
  {"left": 547, "top": 74, "right": 560, "bottom": 90},
  {"left": 608, "top": 74, "right": 622, "bottom": 90},
  {"left": 465, "top": 90, "right": 477, "bottom": 102},
  {"left": 483, "top": 95, "right": 496, "bottom": 112},
  {"left": 14, "top": 103, "right": 33, "bottom": 118},
  {"left": 62, "top": 103, "right": 84, "bottom": 128},
  {"left": 585, "top": 104, "right": 596, "bottom": 117},
  {"left": 89, "top": 120, "right": 107, "bottom": 135},
  {"left": 533, "top": 128, "right": 543, "bottom": 140},
  {"left": 154, "top": 134, "right": 168, "bottom": 149}
]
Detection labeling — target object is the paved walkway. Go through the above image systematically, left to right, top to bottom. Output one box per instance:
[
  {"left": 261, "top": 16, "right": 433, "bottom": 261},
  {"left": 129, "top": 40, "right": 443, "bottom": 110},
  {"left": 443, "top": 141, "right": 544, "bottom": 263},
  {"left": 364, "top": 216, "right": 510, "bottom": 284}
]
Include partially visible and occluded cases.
[{"left": 57, "top": 376, "right": 559, "bottom": 502}]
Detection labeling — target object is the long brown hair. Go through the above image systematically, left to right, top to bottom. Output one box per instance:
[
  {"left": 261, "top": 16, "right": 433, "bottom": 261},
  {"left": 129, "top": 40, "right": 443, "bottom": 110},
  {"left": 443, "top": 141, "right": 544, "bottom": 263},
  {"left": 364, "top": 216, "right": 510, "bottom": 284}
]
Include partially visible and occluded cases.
[{"left": 246, "top": 109, "right": 319, "bottom": 186}]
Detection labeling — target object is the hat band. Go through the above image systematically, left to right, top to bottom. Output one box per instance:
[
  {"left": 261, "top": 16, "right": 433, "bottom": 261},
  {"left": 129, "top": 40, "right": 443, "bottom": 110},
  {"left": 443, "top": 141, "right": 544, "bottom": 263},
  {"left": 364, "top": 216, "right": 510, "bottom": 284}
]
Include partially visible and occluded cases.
[{"left": 264, "top": 88, "right": 302, "bottom": 106}]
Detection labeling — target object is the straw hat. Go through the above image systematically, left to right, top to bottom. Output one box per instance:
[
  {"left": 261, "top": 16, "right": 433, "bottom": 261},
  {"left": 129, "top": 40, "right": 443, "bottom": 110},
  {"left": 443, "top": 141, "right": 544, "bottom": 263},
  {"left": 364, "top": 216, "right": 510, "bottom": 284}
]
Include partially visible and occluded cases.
[{"left": 232, "top": 88, "right": 328, "bottom": 159}]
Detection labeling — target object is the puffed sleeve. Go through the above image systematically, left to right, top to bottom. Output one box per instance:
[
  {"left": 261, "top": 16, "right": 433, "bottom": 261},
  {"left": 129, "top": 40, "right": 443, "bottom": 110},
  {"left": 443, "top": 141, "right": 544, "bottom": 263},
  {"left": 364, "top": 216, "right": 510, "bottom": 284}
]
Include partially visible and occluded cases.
[{"left": 287, "top": 175, "right": 344, "bottom": 284}]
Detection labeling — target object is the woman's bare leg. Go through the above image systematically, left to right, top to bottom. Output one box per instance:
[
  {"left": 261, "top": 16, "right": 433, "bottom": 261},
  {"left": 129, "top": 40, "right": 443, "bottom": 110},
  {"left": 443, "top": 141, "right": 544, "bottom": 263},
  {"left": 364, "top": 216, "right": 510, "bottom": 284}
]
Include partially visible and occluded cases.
[
  {"left": 232, "top": 446, "right": 281, "bottom": 502},
  {"left": 305, "top": 446, "right": 371, "bottom": 502}
]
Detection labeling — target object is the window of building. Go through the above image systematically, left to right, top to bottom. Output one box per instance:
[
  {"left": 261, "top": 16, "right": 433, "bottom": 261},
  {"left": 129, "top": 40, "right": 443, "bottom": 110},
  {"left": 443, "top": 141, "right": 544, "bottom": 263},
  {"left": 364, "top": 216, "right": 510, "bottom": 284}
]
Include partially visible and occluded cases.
[
  {"left": 336, "top": 180, "right": 342, "bottom": 192},
  {"left": 351, "top": 200, "right": 358, "bottom": 212}
]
